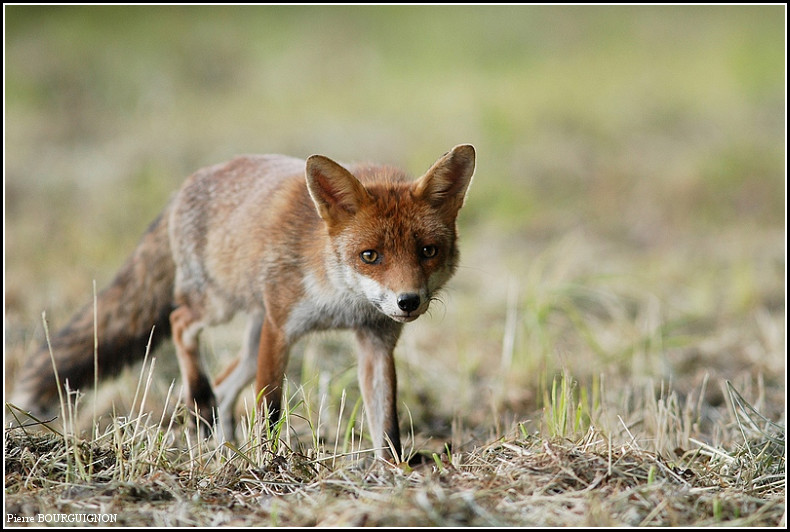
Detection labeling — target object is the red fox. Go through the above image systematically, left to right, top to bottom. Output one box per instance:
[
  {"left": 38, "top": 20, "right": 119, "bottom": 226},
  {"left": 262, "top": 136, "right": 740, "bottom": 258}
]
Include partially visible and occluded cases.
[{"left": 11, "top": 145, "right": 475, "bottom": 461}]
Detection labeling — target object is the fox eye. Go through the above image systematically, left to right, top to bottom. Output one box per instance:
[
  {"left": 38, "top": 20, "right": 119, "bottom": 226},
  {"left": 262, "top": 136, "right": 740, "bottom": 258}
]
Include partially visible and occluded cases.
[
  {"left": 420, "top": 245, "right": 438, "bottom": 259},
  {"left": 360, "top": 250, "right": 379, "bottom": 264}
]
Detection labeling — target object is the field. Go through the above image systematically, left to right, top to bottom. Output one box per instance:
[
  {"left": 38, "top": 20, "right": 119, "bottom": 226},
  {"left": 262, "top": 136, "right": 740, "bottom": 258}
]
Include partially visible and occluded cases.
[{"left": 4, "top": 5, "right": 785, "bottom": 526}]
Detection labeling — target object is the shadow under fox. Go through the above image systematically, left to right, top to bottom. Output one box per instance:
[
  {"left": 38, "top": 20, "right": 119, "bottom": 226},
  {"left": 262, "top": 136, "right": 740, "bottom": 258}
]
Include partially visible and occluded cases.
[{"left": 12, "top": 145, "right": 476, "bottom": 461}]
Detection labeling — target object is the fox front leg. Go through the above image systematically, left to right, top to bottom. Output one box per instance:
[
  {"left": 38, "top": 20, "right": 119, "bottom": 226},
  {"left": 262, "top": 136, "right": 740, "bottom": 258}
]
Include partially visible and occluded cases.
[
  {"left": 254, "top": 316, "right": 290, "bottom": 428},
  {"left": 355, "top": 326, "right": 403, "bottom": 462}
]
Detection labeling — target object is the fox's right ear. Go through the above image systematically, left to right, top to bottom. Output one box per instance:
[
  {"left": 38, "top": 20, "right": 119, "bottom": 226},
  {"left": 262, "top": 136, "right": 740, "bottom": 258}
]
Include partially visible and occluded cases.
[{"left": 306, "top": 155, "right": 370, "bottom": 227}]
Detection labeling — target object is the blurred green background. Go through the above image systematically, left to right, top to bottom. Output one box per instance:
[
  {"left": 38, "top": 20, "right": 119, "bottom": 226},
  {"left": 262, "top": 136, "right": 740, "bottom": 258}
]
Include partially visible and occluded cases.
[{"left": 4, "top": 6, "right": 785, "bottom": 442}]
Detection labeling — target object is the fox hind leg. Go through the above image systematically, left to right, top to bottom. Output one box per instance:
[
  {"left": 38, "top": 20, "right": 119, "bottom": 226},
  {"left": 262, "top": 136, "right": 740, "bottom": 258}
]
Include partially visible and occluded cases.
[
  {"left": 170, "top": 304, "right": 217, "bottom": 437},
  {"left": 213, "top": 312, "right": 263, "bottom": 442}
]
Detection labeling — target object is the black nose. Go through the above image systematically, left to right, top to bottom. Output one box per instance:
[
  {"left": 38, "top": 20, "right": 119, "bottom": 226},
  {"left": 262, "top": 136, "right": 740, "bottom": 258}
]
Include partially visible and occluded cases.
[{"left": 397, "top": 293, "right": 421, "bottom": 313}]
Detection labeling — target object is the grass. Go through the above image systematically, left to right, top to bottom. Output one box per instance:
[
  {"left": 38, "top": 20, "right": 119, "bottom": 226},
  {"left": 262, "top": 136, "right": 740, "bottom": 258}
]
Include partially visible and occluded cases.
[
  {"left": 4, "top": 4, "right": 785, "bottom": 527},
  {"left": 5, "top": 365, "right": 784, "bottom": 526}
]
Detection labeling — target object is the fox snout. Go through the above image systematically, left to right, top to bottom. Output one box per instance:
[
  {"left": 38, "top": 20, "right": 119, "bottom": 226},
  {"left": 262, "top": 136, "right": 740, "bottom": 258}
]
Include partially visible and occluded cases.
[
  {"left": 377, "top": 286, "right": 432, "bottom": 323},
  {"left": 390, "top": 290, "right": 427, "bottom": 322},
  {"left": 397, "top": 292, "right": 421, "bottom": 313}
]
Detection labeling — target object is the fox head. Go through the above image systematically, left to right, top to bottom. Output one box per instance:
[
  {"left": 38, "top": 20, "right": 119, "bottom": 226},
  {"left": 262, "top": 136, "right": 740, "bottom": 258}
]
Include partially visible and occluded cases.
[{"left": 305, "top": 145, "right": 475, "bottom": 323}]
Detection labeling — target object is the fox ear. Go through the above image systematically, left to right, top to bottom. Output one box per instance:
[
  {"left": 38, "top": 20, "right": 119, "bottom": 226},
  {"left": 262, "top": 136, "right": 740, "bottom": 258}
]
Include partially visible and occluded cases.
[
  {"left": 414, "top": 144, "right": 475, "bottom": 220},
  {"left": 306, "top": 155, "right": 370, "bottom": 225}
]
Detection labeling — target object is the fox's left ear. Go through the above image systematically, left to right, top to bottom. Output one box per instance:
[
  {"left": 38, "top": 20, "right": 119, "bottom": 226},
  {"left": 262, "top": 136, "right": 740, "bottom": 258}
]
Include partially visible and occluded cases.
[{"left": 414, "top": 145, "right": 475, "bottom": 221}]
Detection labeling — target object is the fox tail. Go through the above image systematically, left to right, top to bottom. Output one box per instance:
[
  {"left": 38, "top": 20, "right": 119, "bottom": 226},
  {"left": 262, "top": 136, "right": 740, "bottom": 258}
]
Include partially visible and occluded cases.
[{"left": 10, "top": 207, "right": 176, "bottom": 417}]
